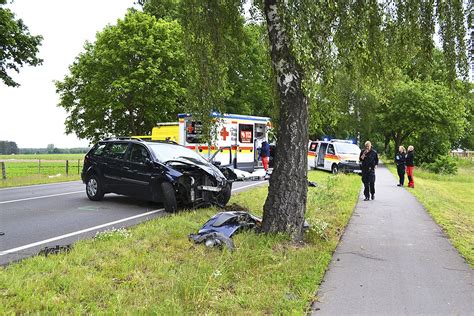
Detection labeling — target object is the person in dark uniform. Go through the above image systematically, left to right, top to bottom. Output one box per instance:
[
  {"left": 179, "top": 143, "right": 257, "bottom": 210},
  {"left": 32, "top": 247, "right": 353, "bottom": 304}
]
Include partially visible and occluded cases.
[
  {"left": 260, "top": 140, "right": 270, "bottom": 171},
  {"left": 359, "top": 141, "right": 379, "bottom": 201},
  {"left": 394, "top": 145, "right": 406, "bottom": 186},
  {"left": 406, "top": 145, "right": 415, "bottom": 188}
]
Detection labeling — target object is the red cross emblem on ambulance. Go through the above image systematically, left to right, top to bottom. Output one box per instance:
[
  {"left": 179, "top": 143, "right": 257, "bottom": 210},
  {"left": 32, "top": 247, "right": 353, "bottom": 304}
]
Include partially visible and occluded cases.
[{"left": 220, "top": 127, "right": 229, "bottom": 141}]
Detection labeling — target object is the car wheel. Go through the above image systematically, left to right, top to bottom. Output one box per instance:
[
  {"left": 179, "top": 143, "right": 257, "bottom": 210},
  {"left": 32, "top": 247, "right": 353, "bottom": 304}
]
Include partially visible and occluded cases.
[
  {"left": 331, "top": 164, "right": 339, "bottom": 174},
  {"left": 86, "top": 174, "right": 104, "bottom": 201},
  {"left": 161, "top": 182, "right": 178, "bottom": 213},
  {"left": 215, "top": 183, "right": 232, "bottom": 206}
]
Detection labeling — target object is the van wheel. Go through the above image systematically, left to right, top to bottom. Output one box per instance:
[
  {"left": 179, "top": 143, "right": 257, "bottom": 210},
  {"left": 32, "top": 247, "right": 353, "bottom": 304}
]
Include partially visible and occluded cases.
[
  {"left": 331, "top": 164, "right": 339, "bottom": 174},
  {"left": 86, "top": 174, "right": 104, "bottom": 201},
  {"left": 162, "top": 182, "right": 178, "bottom": 213},
  {"left": 215, "top": 183, "right": 232, "bottom": 206}
]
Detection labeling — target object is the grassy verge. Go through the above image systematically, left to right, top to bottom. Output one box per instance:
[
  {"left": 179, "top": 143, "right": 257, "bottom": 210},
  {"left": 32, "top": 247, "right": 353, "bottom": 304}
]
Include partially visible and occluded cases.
[
  {"left": 385, "top": 159, "right": 473, "bottom": 266},
  {"left": 0, "top": 170, "right": 361, "bottom": 314},
  {"left": 0, "top": 174, "right": 82, "bottom": 188}
]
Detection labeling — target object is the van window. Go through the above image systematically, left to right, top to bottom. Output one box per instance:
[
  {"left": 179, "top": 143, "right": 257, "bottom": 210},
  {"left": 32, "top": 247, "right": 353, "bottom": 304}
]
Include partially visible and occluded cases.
[
  {"left": 185, "top": 120, "right": 204, "bottom": 144},
  {"left": 239, "top": 124, "right": 253, "bottom": 143},
  {"left": 309, "top": 142, "right": 318, "bottom": 152},
  {"left": 335, "top": 142, "right": 360, "bottom": 154},
  {"left": 327, "top": 144, "right": 335, "bottom": 155}
]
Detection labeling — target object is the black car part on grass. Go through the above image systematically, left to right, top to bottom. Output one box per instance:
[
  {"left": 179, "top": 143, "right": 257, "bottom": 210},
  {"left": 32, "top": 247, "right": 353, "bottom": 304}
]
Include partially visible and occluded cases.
[
  {"left": 308, "top": 180, "right": 318, "bottom": 187},
  {"left": 190, "top": 205, "right": 311, "bottom": 251},
  {"left": 189, "top": 207, "right": 262, "bottom": 251},
  {"left": 38, "top": 245, "right": 72, "bottom": 257}
]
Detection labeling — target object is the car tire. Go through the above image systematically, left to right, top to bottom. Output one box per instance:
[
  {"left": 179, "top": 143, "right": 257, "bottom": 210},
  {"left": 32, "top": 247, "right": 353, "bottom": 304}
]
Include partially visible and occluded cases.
[
  {"left": 331, "top": 164, "right": 339, "bottom": 174},
  {"left": 86, "top": 174, "right": 105, "bottom": 201},
  {"left": 161, "top": 182, "right": 178, "bottom": 213},
  {"left": 215, "top": 183, "right": 232, "bottom": 206}
]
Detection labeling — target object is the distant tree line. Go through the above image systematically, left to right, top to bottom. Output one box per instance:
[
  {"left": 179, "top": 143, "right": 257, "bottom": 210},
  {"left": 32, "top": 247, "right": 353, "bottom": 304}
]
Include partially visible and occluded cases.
[
  {"left": 0, "top": 141, "right": 89, "bottom": 155},
  {"left": 20, "top": 146, "right": 90, "bottom": 155}
]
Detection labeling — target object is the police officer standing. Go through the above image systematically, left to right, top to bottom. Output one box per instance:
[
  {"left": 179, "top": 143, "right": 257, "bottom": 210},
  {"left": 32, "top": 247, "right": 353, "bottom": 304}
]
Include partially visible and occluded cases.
[
  {"left": 360, "top": 141, "right": 379, "bottom": 201},
  {"left": 394, "top": 145, "right": 406, "bottom": 186}
]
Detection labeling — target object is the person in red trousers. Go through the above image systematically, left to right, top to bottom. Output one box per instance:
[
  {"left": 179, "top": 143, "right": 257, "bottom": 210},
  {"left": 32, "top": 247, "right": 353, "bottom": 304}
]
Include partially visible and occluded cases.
[
  {"left": 260, "top": 141, "right": 270, "bottom": 171},
  {"left": 406, "top": 145, "right": 415, "bottom": 188}
]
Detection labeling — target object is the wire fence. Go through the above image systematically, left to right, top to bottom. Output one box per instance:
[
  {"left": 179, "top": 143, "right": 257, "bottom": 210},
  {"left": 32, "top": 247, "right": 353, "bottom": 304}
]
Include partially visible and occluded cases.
[
  {"left": 450, "top": 151, "right": 474, "bottom": 160},
  {"left": 0, "top": 159, "right": 83, "bottom": 180}
]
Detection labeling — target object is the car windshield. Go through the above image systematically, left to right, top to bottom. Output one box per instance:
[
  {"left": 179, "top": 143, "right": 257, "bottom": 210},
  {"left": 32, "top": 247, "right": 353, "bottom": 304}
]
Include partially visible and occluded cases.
[
  {"left": 147, "top": 143, "right": 209, "bottom": 165},
  {"left": 335, "top": 143, "right": 360, "bottom": 154}
]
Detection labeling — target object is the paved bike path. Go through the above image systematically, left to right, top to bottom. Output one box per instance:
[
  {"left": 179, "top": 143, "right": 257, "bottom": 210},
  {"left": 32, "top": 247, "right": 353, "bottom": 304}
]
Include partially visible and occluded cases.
[{"left": 312, "top": 164, "right": 473, "bottom": 315}]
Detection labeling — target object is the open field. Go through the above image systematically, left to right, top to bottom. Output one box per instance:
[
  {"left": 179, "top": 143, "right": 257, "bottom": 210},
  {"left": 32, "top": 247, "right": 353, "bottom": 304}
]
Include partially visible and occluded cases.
[
  {"left": 0, "top": 154, "right": 84, "bottom": 188},
  {"left": 0, "top": 154, "right": 85, "bottom": 160},
  {"left": 385, "top": 158, "right": 474, "bottom": 266},
  {"left": 0, "top": 170, "right": 361, "bottom": 314}
]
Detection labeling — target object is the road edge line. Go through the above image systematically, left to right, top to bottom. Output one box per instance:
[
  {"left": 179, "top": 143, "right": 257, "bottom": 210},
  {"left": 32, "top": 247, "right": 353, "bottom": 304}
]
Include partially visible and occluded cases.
[
  {"left": 0, "top": 191, "right": 84, "bottom": 204},
  {"left": 0, "top": 208, "right": 165, "bottom": 256}
]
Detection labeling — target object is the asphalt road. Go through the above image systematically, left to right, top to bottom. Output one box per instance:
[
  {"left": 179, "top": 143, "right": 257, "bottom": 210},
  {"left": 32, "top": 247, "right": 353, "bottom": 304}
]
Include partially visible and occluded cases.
[
  {"left": 312, "top": 165, "right": 474, "bottom": 315},
  {"left": 0, "top": 180, "right": 266, "bottom": 266}
]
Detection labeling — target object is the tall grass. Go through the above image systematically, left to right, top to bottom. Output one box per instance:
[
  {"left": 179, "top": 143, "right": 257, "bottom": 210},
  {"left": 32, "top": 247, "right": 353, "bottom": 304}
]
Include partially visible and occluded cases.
[
  {"left": 385, "top": 160, "right": 474, "bottom": 266},
  {"left": 0, "top": 170, "right": 361, "bottom": 314}
]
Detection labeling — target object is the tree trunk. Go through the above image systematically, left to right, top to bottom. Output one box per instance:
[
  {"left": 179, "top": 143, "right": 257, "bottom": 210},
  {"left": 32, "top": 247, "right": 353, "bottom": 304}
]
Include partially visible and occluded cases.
[
  {"left": 261, "top": 0, "right": 309, "bottom": 241},
  {"left": 383, "top": 134, "right": 390, "bottom": 155}
]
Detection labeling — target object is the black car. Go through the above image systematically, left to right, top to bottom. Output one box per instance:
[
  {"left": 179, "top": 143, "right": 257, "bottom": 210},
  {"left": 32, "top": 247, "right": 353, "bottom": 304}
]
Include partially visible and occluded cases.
[{"left": 81, "top": 138, "right": 236, "bottom": 212}]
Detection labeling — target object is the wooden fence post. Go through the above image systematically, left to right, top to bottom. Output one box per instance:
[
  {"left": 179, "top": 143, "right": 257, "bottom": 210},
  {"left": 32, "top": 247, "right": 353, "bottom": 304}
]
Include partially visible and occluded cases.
[
  {"left": 38, "top": 159, "right": 41, "bottom": 174},
  {"left": 78, "top": 159, "right": 80, "bottom": 175},
  {"left": 66, "top": 160, "right": 69, "bottom": 176},
  {"left": 1, "top": 162, "right": 6, "bottom": 180}
]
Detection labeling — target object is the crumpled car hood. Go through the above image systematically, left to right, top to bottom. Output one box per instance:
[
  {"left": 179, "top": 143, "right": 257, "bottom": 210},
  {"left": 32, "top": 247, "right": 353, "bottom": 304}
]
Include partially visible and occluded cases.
[{"left": 165, "top": 157, "right": 227, "bottom": 183}]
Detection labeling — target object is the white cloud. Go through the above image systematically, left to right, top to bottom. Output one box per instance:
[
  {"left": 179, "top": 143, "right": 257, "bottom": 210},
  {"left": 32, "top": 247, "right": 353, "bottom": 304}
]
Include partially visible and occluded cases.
[{"left": 0, "top": 0, "right": 137, "bottom": 148}]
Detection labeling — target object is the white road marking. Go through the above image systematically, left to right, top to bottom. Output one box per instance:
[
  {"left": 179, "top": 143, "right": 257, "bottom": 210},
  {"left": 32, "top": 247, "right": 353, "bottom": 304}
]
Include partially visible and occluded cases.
[
  {"left": 0, "top": 181, "right": 82, "bottom": 191},
  {"left": 232, "top": 181, "right": 267, "bottom": 191},
  {"left": 0, "top": 191, "right": 84, "bottom": 205},
  {"left": 0, "top": 208, "right": 165, "bottom": 256}
]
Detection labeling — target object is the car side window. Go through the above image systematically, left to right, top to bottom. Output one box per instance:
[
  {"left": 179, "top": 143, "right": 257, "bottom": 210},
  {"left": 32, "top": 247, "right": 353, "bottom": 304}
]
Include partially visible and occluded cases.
[
  {"left": 91, "top": 143, "right": 107, "bottom": 156},
  {"left": 104, "top": 143, "right": 129, "bottom": 160},
  {"left": 129, "top": 144, "right": 150, "bottom": 164},
  {"left": 327, "top": 144, "right": 335, "bottom": 155}
]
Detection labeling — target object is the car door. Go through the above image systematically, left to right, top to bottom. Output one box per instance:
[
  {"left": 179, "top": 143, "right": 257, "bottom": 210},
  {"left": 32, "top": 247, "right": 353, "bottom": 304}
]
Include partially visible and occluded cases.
[
  {"left": 102, "top": 142, "right": 130, "bottom": 193},
  {"left": 122, "top": 144, "right": 153, "bottom": 199}
]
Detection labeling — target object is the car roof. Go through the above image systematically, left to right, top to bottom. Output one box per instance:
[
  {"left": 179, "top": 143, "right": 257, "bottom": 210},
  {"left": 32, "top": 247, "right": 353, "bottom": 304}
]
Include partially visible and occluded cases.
[{"left": 98, "top": 138, "right": 178, "bottom": 146}]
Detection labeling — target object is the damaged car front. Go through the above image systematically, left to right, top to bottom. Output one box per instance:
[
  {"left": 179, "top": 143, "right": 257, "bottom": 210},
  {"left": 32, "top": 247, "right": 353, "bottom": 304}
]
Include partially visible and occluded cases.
[{"left": 147, "top": 143, "right": 234, "bottom": 209}]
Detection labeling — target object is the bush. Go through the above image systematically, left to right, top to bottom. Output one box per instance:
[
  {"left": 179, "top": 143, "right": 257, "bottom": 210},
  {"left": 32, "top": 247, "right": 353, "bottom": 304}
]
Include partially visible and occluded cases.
[{"left": 422, "top": 156, "right": 458, "bottom": 175}]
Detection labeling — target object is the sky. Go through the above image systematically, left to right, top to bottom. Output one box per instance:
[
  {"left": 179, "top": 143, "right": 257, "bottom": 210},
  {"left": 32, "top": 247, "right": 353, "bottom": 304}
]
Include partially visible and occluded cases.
[{"left": 0, "top": 0, "right": 137, "bottom": 148}]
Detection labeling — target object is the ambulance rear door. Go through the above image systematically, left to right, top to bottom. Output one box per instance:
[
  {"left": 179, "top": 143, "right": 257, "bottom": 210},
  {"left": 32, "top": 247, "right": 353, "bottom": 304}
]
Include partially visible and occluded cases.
[
  {"left": 237, "top": 122, "right": 255, "bottom": 172},
  {"left": 308, "top": 141, "right": 318, "bottom": 169}
]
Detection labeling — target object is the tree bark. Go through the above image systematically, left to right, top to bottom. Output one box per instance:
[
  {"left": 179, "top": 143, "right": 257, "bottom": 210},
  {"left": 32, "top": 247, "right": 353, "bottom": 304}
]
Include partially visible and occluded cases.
[
  {"left": 261, "top": 0, "right": 309, "bottom": 241},
  {"left": 383, "top": 133, "right": 390, "bottom": 155}
]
